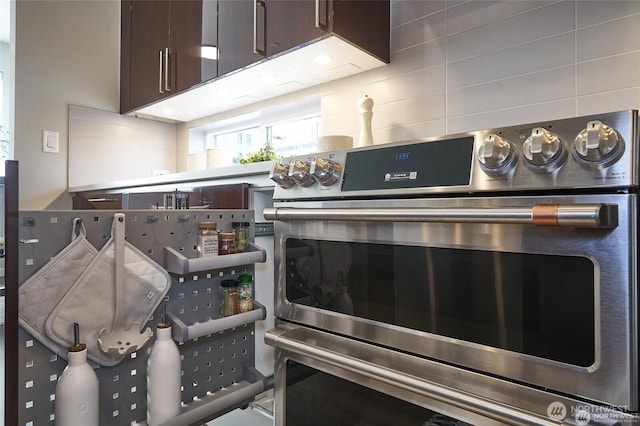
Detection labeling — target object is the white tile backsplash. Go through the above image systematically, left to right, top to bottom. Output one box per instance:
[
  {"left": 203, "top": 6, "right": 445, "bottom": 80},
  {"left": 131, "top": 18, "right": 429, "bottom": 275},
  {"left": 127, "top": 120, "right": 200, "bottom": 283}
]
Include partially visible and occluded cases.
[
  {"left": 391, "top": 0, "right": 446, "bottom": 29},
  {"left": 445, "top": 0, "right": 559, "bottom": 36},
  {"left": 577, "top": 0, "right": 640, "bottom": 29},
  {"left": 446, "top": 1, "right": 575, "bottom": 62},
  {"left": 391, "top": 9, "right": 448, "bottom": 52},
  {"left": 577, "top": 12, "right": 640, "bottom": 61},
  {"left": 447, "top": 32, "right": 574, "bottom": 90},
  {"left": 578, "top": 51, "right": 640, "bottom": 95},
  {"left": 447, "top": 66, "right": 575, "bottom": 117},
  {"left": 577, "top": 87, "right": 640, "bottom": 116}
]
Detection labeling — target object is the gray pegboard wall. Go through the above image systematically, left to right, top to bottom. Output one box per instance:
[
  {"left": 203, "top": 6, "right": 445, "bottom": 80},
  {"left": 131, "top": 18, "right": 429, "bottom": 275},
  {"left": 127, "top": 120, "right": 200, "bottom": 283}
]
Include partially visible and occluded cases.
[{"left": 17, "top": 210, "right": 266, "bottom": 426}]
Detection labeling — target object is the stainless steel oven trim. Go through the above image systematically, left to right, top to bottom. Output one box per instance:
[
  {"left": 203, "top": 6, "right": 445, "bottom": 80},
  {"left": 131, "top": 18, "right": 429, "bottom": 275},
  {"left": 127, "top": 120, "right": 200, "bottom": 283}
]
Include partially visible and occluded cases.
[
  {"left": 269, "top": 193, "right": 637, "bottom": 410},
  {"left": 267, "top": 323, "right": 637, "bottom": 426}
]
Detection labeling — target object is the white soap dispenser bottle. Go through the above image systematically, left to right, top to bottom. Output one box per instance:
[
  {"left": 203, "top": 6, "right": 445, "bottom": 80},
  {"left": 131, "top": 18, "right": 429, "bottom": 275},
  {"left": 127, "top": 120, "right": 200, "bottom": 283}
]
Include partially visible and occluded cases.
[
  {"left": 147, "top": 309, "right": 182, "bottom": 426},
  {"left": 55, "top": 322, "right": 99, "bottom": 425}
]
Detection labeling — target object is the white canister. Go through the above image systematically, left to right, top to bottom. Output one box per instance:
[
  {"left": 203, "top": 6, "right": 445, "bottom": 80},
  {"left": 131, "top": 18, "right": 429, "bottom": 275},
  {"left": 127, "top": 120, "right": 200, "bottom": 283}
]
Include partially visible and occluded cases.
[
  {"left": 317, "top": 135, "right": 353, "bottom": 152},
  {"left": 206, "top": 148, "right": 234, "bottom": 168},
  {"left": 147, "top": 323, "right": 182, "bottom": 426},
  {"left": 55, "top": 343, "right": 99, "bottom": 425}
]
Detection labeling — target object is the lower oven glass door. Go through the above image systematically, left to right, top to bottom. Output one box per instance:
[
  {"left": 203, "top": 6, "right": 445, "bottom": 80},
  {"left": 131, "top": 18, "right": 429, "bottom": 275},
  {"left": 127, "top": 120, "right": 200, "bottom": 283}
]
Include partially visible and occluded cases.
[
  {"left": 271, "top": 193, "right": 637, "bottom": 410},
  {"left": 266, "top": 323, "right": 606, "bottom": 426},
  {"left": 284, "top": 361, "right": 471, "bottom": 426}
]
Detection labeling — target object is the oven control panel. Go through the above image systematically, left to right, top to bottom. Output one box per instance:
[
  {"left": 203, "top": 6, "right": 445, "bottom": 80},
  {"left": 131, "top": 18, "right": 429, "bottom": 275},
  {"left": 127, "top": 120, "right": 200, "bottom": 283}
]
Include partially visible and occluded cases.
[{"left": 270, "top": 109, "right": 638, "bottom": 200}]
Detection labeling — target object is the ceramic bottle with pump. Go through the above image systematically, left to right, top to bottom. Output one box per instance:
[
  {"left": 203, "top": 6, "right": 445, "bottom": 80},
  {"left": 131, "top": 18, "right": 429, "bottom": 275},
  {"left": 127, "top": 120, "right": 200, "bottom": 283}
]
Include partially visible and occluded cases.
[
  {"left": 146, "top": 310, "right": 182, "bottom": 425},
  {"left": 55, "top": 322, "right": 99, "bottom": 425}
]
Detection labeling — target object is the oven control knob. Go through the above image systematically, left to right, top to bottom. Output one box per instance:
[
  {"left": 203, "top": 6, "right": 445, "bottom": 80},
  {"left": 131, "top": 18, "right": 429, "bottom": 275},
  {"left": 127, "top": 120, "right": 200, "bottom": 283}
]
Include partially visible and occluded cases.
[
  {"left": 572, "top": 120, "right": 624, "bottom": 170},
  {"left": 522, "top": 127, "right": 567, "bottom": 173},
  {"left": 477, "top": 134, "right": 518, "bottom": 176},
  {"left": 310, "top": 157, "right": 342, "bottom": 186},
  {"left": 289, "top": 160, "right": 315, "bottom": 187},
  {"left": 269, "top": 162, "right": 296, "bottom": 189}
]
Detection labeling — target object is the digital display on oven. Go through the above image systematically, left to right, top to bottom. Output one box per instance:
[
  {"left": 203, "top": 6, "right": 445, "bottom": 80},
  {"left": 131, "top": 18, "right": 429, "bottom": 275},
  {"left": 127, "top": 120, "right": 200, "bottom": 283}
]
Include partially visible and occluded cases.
[{"left": 342, "top": 137, "right": 474, "bottom": 192}]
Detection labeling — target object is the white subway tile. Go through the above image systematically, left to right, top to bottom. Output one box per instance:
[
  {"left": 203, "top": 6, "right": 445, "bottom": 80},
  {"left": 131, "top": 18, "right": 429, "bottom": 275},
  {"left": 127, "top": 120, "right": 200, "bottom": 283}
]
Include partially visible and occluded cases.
[
  {"left": 391, "top": 0, "right": 447, "bottom": 28},
  {"left": 446, "top": 0, "right": 560, "bottom": 36},
  {"left": 577, "top": 0, "right": 640, "bottom": 29},
  {"left": 447, "top": 1, "right": 574, "bottom": 62},
  {"left": 391, "top": 10, "right": 448, "bottom": 52},
  {"left": 577, "top": 13, "right": 640, "bottom": 61},
  {"left": 447, "top": 32, "right": 574, "bottom": 90},
  {"left": 390, "top": 39, "right": 447, "bottom": 74},
  {"left": 578, "top": 51, "right": 640, "bottom": 95},
  {"left": 369, "top": 66, "right": 446, "bottom": 105},
  {"left": 447, "top": 66, "right": 575, "bottom": 116},
  {"left": 577, "top": 88, "right": 640, "bottom": 116},
  {"left": 373, "top": 92, "right": 447, "bottom": 131},
  {"left": 446, "top": 100, "right": 576, "bottom": 134},
  {"left": 374, "top": 118, "right": 447, "bottom": 144}
]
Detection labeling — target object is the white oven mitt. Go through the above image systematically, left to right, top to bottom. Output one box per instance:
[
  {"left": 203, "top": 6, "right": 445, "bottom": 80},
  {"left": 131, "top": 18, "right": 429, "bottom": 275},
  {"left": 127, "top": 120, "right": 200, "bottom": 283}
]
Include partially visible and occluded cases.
[
  {"left": 44, "top": 214, "right": 171, "bottom": 366},
  {"left": 19, "top": 218, "right": 98, "bottom": 360}
]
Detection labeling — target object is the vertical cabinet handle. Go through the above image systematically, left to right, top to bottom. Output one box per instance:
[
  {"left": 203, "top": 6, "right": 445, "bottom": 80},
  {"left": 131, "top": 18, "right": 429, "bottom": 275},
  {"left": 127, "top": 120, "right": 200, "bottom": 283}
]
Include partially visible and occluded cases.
[
  {"left": 253, "top": 0, "right": 266, "bottom": 55},
  {"left": 315, "top": 0, "right": 328, "bottom": 30},
  {"left": 164, "top": 47, "right": 171, "bottom": 92},
  {"left": 158, "top": 50, "right": 164, "bottom": 94}
]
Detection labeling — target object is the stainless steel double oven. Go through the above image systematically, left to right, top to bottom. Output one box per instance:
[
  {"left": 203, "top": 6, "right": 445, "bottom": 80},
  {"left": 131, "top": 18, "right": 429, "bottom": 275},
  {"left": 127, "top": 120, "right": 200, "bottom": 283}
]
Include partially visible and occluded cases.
[{"left": 264, "top": 110, "right": 640, "bottom": 425}]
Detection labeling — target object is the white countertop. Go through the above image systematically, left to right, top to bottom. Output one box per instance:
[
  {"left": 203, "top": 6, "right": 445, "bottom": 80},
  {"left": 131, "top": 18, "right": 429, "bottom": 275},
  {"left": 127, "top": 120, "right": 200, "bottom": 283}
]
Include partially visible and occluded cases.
[{"left": 68, "top": 161, "right": 277, "bottom": 194}]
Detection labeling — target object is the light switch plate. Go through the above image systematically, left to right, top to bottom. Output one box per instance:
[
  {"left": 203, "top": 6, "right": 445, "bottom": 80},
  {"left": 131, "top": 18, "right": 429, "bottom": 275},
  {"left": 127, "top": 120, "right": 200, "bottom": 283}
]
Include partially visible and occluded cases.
[{"left": 42, "top": 130, "right": 59, "bottom": 153}]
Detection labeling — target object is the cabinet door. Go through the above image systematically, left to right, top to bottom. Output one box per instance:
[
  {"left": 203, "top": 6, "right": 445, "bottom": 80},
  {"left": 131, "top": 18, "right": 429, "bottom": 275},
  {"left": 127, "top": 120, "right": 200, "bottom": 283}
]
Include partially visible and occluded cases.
[
  {"left": 129, "top": 0, "right": 171, "bottom": 110},
  {"left": 169, "top": 0, "right": 203, "bottom": 93},
  {"left": 218, "top": 0, "right": 265, "bottom": 76},
  {"left": 266, "top": 0, "right": 328, "bottom": 57},
  {"left": 332, "top": 0, "right": 390, "bottom": 63}
]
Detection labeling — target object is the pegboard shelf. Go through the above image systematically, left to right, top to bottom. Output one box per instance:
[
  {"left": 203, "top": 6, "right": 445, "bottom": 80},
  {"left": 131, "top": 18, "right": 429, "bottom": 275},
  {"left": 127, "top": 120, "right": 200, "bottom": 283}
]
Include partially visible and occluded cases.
[
  {"left": 16, "top": 210, "right": 265, "bottom": 426},
  {"left": 164, "top": 243, "right": 267, "bottom": 275},
  {"left": 168, "top": 301, "right": 267, "bottom": 344},
  {"left": 155, "top": 366, "right": 266, "bottom": 426}
]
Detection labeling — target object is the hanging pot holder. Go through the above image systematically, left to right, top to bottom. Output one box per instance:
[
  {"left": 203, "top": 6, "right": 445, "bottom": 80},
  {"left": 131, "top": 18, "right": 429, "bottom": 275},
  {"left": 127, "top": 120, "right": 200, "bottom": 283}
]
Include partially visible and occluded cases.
[
  {"left": 45, "top": 214, "right": 171, "bottom": 366},
  {"left": 19, "top": 218, "right": 98, "bottom": 360}
]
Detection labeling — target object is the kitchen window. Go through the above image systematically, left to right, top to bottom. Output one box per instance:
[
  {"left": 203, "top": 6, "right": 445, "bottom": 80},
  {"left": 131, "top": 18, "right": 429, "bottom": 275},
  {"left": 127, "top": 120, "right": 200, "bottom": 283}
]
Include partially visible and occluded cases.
[{"left": 188, "top": 97, "right": 321, "bottom": 166}]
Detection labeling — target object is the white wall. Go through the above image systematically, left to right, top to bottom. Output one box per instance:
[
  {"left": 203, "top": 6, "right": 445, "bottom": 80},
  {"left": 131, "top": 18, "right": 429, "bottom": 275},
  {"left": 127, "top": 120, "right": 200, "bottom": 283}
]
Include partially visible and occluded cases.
[
  {"left": 14, "top": 0, "right": 122, "bottom": 209},
  {"left": 177, "top": 0, "right": 640, "bottom": 169}
]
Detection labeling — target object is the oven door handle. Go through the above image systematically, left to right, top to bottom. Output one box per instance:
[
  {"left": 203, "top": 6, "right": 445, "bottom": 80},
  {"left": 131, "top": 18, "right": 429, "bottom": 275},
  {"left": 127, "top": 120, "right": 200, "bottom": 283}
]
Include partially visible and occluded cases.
[
  {"left": 264, "top": 203, "right": 617, "bottom": 229},
  {"left": 267, "top": 326, "right": 562, "bottom": 426}
]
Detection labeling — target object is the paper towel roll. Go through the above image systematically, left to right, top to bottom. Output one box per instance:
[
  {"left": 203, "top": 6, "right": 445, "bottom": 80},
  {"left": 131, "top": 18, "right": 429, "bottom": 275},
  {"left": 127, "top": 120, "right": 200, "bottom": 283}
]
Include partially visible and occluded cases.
[
  {"left": 317, "top": 135, "right": 353, "bottom": 152},
  {"left": 206, "top": 148, "right": 234, "bottom": 168}
]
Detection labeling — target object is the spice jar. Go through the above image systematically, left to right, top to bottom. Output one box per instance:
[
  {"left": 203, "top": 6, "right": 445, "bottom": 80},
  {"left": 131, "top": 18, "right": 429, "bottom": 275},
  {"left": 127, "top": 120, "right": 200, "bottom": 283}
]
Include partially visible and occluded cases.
[
  {"left": 197, "top": 222, "right": 218, "bottom": 258},
  {"left": 232, "top": 222, "right": 250, "bottom": 253},
  {"left": 218, "top": 232, "right": 236, "bottom": 255},
  {"left": 237, "top": 274, "right": 253, "bottom": 313},
  {"left": 220, "top": 279, "right": 239, "bottom": 316}
]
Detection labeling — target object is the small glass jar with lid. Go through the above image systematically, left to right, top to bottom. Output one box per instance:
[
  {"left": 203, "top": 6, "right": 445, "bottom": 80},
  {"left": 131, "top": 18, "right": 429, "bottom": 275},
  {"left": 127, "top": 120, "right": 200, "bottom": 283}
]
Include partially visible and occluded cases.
[
  {"left": 197, "top": 222, "right": 218, "bottom": 257},
  {"left": 232, "top": 222, "right": 250, "bottom": 252},
  {"left": 218, "top": 232, "right": 236, "bottom": 255},
  {"left": 237, "top": 273, "right": 253, "bottom": 313},
  {"left": 220, "top": 279, "right": 239, "bottom": 316}
]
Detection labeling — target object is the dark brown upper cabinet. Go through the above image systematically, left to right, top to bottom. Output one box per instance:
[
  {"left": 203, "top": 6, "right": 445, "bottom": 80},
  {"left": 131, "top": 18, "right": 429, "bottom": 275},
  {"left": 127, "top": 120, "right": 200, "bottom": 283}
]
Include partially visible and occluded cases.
[
  {"left": 121, "top": 0, "right": 204, "bottom": 113},
  {"left": 121, "top": 0, "right": 390, "bottom": 116},
  {"left": 217, "top": 0, "right": 266, "bottom": 77},
  {"left": 266, "top": 0, "right": 390, "bottom": 63}
]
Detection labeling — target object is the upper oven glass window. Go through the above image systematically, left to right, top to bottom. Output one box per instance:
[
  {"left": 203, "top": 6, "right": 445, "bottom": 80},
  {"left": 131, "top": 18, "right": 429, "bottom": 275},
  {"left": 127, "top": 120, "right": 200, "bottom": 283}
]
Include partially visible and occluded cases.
[{"left": 284, "top": 238, "right": 595, "bottom": 367}]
